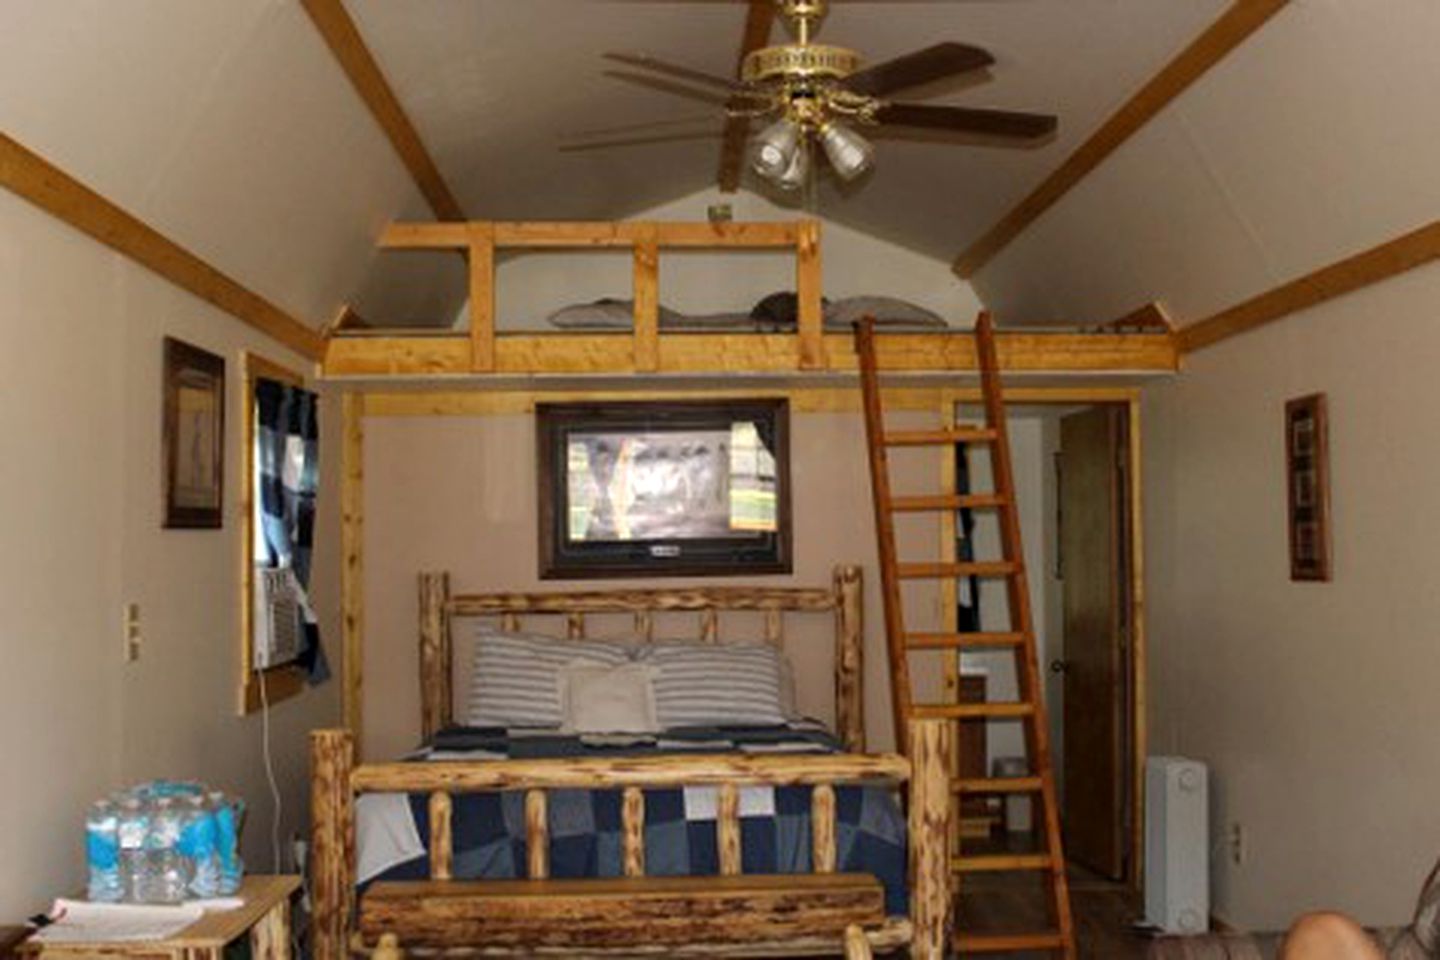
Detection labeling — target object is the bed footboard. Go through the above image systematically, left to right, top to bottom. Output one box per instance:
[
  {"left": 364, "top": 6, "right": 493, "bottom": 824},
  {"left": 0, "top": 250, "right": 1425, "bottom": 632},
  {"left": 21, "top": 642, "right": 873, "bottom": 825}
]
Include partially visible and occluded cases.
[{"left": 311, "top": 719, "right": 950, "bottom": 959}]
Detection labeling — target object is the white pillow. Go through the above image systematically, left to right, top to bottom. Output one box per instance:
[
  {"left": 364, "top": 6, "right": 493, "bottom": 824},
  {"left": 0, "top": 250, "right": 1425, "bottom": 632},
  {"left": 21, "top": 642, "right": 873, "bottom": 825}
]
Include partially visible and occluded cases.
[
  {"left": 465, "top": 628, "right": 632, "bottom": 728},
  {"left": 640, "top": 642, "right": 788, "bottom": 729},
  {"left": 559, "top": 662, "right": 658, "bottom": 734}
]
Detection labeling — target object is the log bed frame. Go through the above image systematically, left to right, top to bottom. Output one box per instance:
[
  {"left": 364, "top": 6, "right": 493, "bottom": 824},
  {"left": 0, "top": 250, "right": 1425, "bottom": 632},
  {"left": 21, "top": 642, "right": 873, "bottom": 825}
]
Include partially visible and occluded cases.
[{"left": 311, "top": 565, "right": 953, "bottom": 959}]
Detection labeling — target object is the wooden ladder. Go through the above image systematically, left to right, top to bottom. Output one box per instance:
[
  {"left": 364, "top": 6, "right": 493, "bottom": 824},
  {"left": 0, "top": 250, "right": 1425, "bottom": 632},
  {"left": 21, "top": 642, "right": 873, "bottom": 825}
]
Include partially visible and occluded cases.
[{"left": 856, "top": 314, "right": 1076, "bottom": 958}]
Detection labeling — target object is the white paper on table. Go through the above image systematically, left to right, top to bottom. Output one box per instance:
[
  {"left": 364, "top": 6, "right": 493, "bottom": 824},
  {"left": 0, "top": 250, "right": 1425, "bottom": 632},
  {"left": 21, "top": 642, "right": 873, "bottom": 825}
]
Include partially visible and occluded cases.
[{"left": 35, "top": 900, "right": 205, "bottom": 943}]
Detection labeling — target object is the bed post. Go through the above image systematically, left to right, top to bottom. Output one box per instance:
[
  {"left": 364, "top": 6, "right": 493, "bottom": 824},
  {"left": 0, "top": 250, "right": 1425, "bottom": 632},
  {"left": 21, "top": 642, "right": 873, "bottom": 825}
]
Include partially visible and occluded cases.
[
  {"left": 833, "top": 564, "right": 865, "bottom": 752},
  {"left": 419, "top": 571, "right": 452, "bottom": 741},
  {"left": 908, "top": 718, "right": 952, "bottom": 960},
  {"left": 311, "top": 729, "right": 356, "bottom": 960}
]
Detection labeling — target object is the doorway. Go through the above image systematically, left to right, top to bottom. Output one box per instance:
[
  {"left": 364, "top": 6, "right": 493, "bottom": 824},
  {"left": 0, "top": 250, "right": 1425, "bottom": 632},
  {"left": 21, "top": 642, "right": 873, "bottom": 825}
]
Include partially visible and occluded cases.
[{"left": 955, "top": 396, "right": 1143, "bottom": 887}]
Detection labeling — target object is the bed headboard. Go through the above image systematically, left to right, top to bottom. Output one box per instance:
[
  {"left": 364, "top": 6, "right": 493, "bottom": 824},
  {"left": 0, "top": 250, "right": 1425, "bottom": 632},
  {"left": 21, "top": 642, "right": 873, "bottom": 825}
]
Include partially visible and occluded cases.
[{"left": 418, "top": 564, "right": 864, "bottom": 751}]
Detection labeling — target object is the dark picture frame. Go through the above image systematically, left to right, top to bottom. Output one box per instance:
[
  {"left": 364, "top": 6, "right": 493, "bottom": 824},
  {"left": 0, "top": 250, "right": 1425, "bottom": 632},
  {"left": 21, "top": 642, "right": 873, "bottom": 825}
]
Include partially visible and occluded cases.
[
  {"left": 163, "top": 337, "right": 225, "bottom": 529},
  {"left": 1285, "top": 392, "right": 1331, "bottom": 581},
  {"left": 537, "top": 399, "right": 792, "bottom": 579}
]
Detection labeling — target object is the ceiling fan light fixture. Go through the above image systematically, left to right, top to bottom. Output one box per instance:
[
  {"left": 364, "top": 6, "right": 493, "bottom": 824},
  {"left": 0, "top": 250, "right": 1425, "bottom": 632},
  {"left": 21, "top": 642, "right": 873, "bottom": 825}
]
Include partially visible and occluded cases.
[
  {"left": 751, "top": 118, "right": 801, "bottom": 180},
  {"left": 819, "top": 121, "right": 874, "bottom": 181},
  {"left": 775, "top": 141, "right": 810, "bottom": 191}
]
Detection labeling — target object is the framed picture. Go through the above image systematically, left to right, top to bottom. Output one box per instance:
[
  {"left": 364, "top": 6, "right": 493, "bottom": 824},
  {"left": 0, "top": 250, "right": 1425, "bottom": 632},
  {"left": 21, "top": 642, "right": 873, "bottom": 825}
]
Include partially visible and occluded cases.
[
  {"left": 163, "top": 337, "right": 225, "bottom": 529},
  {"left": 1285, "top": 393, "right": 1330, "bottom": 581},
  {"left": 537, "top": 399, "right": 791, "bottom": 579}
]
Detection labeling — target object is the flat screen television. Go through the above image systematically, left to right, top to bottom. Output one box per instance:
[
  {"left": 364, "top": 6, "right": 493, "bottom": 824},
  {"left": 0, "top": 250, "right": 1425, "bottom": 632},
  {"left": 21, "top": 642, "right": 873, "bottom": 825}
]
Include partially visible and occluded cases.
[{"left": 536, "top": 399, "right": 791, "bottom": 579}]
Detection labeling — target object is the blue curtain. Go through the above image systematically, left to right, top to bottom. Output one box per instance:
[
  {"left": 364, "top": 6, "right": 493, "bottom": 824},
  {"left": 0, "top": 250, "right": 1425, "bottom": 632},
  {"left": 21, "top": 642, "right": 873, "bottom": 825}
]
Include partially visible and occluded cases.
[{"left": 254, "top": 378, "right": 328, "bottom": 683}]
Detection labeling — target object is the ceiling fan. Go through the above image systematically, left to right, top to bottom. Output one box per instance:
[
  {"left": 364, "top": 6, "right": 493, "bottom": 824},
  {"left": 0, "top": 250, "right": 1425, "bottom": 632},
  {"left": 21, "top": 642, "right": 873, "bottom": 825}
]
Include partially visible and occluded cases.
[{"left": 591, "top": 0, "right": 1058, "bottom": 189}]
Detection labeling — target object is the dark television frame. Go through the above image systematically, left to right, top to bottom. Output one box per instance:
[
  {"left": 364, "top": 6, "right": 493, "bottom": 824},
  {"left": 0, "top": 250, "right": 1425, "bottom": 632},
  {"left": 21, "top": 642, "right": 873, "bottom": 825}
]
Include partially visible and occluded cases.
[{"left": 536, "top": 399, "right": 792, "bottom": 579}]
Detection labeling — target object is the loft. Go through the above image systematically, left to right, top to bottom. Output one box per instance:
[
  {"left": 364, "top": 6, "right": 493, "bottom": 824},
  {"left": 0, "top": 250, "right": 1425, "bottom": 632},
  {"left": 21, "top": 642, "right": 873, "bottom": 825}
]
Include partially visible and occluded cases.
[{"left": 321, "top": 219, "right": 1179, "bottom": 380}]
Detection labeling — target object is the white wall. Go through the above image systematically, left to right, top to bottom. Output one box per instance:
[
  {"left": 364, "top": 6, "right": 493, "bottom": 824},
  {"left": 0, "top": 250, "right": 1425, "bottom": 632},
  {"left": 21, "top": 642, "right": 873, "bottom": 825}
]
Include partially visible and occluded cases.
[
  {"left": 488, "top": 187, "right": 984, "bottom": 330},
  {"left": 0, "top": 188, "right": 341, "bottom": 919},
  {"left": 1143, "top": 262, "right": 1440, "bottom": 931}
]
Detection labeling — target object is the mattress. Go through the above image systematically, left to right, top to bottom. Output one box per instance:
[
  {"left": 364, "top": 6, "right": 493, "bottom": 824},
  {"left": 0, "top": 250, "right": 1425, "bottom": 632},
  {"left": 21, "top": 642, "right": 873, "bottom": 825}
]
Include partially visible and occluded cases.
[{"left": 356, "top": 721, "right": 909, "bottom": 916}]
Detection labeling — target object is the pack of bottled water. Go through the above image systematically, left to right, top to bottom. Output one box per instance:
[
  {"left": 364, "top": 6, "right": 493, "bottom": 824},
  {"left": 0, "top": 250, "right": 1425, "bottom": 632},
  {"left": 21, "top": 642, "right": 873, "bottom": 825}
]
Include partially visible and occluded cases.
[{"left": 85, "top": 781, "right": 245, "bottom": 903}]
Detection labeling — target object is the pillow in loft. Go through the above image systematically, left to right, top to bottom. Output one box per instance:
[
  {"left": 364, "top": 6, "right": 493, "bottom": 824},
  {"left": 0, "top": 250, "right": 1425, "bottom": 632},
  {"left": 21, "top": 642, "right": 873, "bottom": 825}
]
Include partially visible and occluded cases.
[
  {"left": 749, "top": 291, "right": 830, "bottom": 331},
  {"left": 824, "top": 295, "right": 948, "bottom": 330},
  {"left": 546, "top": 298, "right": 635, "bottom": 329},
  {"left": 465, "top": 628, "right": 632, "bottom": 728},
  {"left": 638, "top": 642, "right": 788, "bottom": 729},
  {"left": 559, "top": 662, "right": 659, "bottom": 734}
]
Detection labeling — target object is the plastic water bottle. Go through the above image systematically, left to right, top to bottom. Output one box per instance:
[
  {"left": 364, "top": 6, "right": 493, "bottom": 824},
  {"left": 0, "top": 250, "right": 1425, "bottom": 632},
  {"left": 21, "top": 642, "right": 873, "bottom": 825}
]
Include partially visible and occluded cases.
[
  {"left": 209, "top": 791, "right": 243, "bottom": 895},
  {"left": 178, "top": 795, "right": 220, "bottom": 898},
  {"left": 116, "top": 796, "right": 149, "bottom": 902},
  {"left": 137, "top": 798, "right": 190, "bottom": 903},
  {"left": 85, "top": 800, "right": 123, "bottom": 902}
]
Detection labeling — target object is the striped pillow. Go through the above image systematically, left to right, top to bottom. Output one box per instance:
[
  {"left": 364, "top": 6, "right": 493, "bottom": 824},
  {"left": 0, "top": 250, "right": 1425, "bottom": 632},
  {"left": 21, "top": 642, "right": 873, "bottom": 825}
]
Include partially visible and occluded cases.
[
  {"left": 465, "top": 628, "right": 632, "bottom": 728},
  {"left": 640, "top": 642, "right": 787, "bottom": 729}
]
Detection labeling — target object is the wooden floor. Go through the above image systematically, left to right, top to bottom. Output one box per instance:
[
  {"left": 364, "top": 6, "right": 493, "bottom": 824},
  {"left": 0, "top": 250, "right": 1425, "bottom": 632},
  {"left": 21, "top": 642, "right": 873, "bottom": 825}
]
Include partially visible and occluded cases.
[{"left": 951, "top": 833, "right": 1152, "bottom": 959}]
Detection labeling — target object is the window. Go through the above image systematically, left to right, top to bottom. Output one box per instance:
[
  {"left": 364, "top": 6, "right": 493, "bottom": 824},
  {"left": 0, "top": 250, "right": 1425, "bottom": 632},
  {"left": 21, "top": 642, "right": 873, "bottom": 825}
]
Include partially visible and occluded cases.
[{"left": 239, "top": 353, "right": 323, "bottom": 713}]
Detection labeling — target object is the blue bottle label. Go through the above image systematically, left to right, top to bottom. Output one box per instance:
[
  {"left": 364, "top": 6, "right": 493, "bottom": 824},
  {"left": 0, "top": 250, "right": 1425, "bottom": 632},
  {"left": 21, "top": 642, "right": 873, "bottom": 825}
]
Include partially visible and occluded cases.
[{"left": 87, "top": 832, "right": 119, "bottom": 870}]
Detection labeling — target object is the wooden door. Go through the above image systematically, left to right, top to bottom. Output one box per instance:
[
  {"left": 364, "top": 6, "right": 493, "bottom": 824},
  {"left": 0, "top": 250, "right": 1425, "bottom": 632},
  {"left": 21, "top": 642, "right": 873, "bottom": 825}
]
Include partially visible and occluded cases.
[{"left": 1059, "top": 405, "right": 1130, "bottom": 880}]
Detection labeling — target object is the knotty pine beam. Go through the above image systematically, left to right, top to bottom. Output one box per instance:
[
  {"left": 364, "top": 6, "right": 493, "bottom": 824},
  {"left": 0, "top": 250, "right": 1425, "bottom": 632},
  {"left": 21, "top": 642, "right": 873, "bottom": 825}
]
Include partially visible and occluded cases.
[
  {"left": 301, "top": 0, "right": 465, "bottom": 221},
  {"left": 717, "top": 0, "right": 778, "bottom": 193},
  {"left": 952, "top": 0, "right": 1289, "bottom": 279},
  {"left": 0, "top": 133, "right": 324, "bottom": 360},
  {"left": 1180, "top": 220, "right": 1440, "bottom": 353}
]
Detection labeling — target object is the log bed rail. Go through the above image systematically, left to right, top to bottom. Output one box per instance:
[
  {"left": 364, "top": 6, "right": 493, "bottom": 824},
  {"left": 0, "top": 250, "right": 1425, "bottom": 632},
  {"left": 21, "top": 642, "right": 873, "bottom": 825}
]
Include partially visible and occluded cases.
[
  {"left": 321, "top": 219, "right": 1179, "bottom": 379},
  {"left": 311, "top": 719, "right": 952, "bottom": 959}
]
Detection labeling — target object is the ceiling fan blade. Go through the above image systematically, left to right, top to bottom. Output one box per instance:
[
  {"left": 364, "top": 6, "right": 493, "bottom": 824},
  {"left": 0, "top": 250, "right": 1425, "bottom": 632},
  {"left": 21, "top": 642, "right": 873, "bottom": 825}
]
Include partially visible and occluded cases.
[
  {"left": 844, "top": 42, "right": 995, "bottom": 98},
  {"left": 604, "top": 52, "right": 749, "bottom": 92},
  {"left": 603, "top": 71, "right": 772, "bottom": 114},
  {"left": 874, "top": 103, "right": 1057, "bottom": 140},
  {"left": 561, "top": 114, "right": 721, "bottom": 141},
  {"left": 559, "top": 130, "right": 724, "bottom": 153}
]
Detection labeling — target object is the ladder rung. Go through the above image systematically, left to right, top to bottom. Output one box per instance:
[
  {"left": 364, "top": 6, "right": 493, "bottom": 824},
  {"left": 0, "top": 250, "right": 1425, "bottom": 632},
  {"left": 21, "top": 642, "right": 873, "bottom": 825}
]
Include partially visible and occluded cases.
[
  {"left": 884, "top": 427, "right": 997, "bottom": 446},
  {"left": 887, "top": 493, "right": 1008, "bottom": 512},
  {"left": 896, "top": 561, "right": 1019, "bottom": 579},
  {"left": 905, "top": 631, "right": 1025, "bottom": 650},
  {"left": 912, "top": 702, "right": 1036, "bottom": 720},
  {"left": 954, "top": 776, "right": 1044, "bottom": 794},
  {"left": 953, "top": 853, "right": 1055, "bottom": 873},
  {"left": 954, "top": 932, "right": 1068, "bottom": 953}
]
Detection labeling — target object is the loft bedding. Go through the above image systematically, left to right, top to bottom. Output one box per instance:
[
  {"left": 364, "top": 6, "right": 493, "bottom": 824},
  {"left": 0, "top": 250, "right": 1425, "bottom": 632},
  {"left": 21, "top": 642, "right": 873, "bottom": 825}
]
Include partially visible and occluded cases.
[
  {"left": 547, "top": 292, "right": 948, "bottom": 332},
  {"left": 355, "top": 722, "right": 909, "bottom": 915}
]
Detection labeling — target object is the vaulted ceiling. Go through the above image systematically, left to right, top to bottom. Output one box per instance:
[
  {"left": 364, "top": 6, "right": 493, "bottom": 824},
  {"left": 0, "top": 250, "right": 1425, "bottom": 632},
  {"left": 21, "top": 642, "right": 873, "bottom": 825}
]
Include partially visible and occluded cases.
[
  {"left": 344, "top": 0, "right": 1226, "bottom": 261},
  {"left": 3, "top": 1, "right": 1438, "bottom": 343}
]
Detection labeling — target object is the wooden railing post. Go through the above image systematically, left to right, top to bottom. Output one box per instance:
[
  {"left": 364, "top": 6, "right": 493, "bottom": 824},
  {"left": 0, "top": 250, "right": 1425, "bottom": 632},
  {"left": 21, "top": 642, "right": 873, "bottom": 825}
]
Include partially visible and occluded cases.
[
  {"left": 796, "top": 219, "right": 823, "bottom": 370},
  {"left": 467, "top": 222, "right": 495, "bottom": 372},
  {"left": 632, "top": 224, "right": 660, "bottom": 372},
  {"left": 907, "top": 718, "right": 952, "bottom": 960},
  {"left": 311, "top": 729, "right": 356, "bottom": 960},
  {"left": 428, "top": 792, "right": 453, "bottom": 880}
]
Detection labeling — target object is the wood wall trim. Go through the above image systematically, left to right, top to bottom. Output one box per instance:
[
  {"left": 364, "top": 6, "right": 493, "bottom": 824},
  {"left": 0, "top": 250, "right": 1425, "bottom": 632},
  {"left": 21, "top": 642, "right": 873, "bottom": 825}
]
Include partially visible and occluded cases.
[
  {"left": 300, "top": 0, "right": 465, "bottom": 221},
  {"left": 717, "top": 0, "right": 778, "bottom": 193},
  {"left": 951, "top": 0, "right": 1289, "bottom": 278},
  {"left": 0, "top": 133, "right": 325, "bottom": 361},
  {"left": 1179, "top": 219, "right": 1440, "bottom": 353},
  {"left": 380, "top": 220, "right": 803, "bottom": 250},
  {"left": 322, "top": 330, "right": 1178, "bottom": 378},
  {"left": 358, "top": 386, "right": 1140, "bottom": 418},
  {"left": 341, "top": 392, "right": 366, "bottom": 748}
]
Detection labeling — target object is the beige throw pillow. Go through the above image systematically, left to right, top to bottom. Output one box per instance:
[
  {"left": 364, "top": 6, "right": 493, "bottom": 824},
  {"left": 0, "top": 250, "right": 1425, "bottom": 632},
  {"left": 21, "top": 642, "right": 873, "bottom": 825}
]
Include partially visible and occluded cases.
[{"left": 559, "top": 662, "right": 658, "bottom": 734}]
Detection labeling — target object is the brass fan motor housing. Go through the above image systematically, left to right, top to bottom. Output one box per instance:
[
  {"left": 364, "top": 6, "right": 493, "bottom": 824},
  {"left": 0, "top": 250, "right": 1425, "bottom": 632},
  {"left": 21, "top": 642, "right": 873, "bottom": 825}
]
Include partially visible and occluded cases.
[{"left": 742, "top": 43, "right": 862, "bottom": 84}]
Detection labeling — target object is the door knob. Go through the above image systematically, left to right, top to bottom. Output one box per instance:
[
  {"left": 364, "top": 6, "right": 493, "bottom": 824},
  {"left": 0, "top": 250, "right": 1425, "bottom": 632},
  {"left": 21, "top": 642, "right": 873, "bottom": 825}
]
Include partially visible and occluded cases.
[{"left": 1049, "top": 659, "right": 1068, "bottom": 674}]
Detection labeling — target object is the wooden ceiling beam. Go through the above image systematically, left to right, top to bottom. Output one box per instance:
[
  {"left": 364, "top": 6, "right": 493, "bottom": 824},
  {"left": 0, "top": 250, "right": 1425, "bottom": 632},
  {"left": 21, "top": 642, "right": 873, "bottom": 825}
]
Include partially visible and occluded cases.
[
  {"left": 301, "top": 0, "right": 465, "bottom": 221},
  {"left": 717, "top": 0, "right": 778, "bottom": 193},
  {"left": 952, "top": 0, "right": 1289, "bottom": 279},
  {"left": 0, "top": 133, "right": 325, "bottom": 360},
  {"left": 1179, "top": 220, "right": 1440, "bottom": 353}
]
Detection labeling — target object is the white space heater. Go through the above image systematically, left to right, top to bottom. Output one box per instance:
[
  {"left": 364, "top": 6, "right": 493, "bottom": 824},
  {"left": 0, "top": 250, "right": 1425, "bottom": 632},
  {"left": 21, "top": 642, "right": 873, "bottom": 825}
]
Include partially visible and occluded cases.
[{"left": 1144, "top": 756, "right": 1209, "bottom": 934}]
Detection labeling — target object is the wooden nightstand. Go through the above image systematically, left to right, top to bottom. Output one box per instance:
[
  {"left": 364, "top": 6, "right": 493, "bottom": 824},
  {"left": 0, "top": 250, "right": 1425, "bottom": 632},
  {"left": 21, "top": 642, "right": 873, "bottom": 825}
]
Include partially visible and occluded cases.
[{"left": 21, "top": 875, "right": 299, "bottom": 960}]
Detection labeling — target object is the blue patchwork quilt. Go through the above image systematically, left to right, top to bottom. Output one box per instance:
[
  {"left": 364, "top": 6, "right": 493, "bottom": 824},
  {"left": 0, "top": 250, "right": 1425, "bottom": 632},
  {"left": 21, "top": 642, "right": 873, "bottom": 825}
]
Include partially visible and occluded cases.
[{"left": 363, "top": 723, "right": 909, "bottom": 916}]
